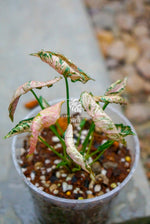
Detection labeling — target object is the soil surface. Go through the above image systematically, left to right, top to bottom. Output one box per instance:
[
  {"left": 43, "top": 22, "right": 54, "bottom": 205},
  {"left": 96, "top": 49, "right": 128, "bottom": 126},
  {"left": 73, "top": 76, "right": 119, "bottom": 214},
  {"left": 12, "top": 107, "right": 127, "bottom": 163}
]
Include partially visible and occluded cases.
[{"left": 19, "top": 116, "right": 132, "bottom": 200}]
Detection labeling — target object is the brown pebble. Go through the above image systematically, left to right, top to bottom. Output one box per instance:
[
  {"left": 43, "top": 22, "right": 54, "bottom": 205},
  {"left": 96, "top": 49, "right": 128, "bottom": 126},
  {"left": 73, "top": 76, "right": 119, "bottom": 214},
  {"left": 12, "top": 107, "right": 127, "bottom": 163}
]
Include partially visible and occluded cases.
[
  {"left": 91, "top": 161, "right": 101, "bottom": 174},
  {"left": 34, "top": 162, "right": 43, "bottom": 170},
  {"left": 49, "top": 184, "right": 57, "bottom": 192},
  {"left": 87, "top": 194, "right": 94, "bottom": 199}
]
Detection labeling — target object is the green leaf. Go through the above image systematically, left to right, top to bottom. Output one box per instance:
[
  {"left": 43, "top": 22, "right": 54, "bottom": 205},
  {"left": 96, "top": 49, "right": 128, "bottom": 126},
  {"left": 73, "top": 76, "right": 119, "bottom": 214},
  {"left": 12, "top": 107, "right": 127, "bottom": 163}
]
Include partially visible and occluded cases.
[
  {"left": 4, "top": 118, "right": 33, "bottom": 138},
  {"left": 115, "top": 124, "right": 135, "bottom": 137},
  {"left": 56, "top": 161, "right": 68, "bottom": 169}
]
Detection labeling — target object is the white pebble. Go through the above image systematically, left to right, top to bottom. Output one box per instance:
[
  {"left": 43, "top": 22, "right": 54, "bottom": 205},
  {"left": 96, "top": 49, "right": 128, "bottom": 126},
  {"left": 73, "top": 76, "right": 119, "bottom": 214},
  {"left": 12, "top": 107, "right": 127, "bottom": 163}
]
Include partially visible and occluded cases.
[
  {"left": 82, "top": 130, "right": 88, "bottom": 135},
  {"left": 80, "top": 135, "right": 85, "bottom": 140},
  {"left": 52, "top": 136, "right": 60, "bottom": 142},
  {"left": 101, "top": 139, "right": 107, "bottom": 144},
  {"left": 54, "top": 143, "right": 62, "bottom": 149},
  {"left": 20, "top": 148, "right": 26, "bottom": 155},
  {"left": 121, "top": 158, "right": 125, "bottom": 162},
  {"left": 45, "top": 159, "right": 51, "bottom": 164},
  {"left": 54, "top": 159, "right": 62, "bottom": 165},
  {"left": 52, "top": 165, "right": 56, "bottom": 169},
  {"left": 46, "top": 167, "right": 52, "bottom": 173},
  {"left": 22, "top": 168, "right": 27, "bottom": 173},
  {"left": 101, "top": 169, "right": 107, "bottom": 176},
  {"left": 41, "top": 170, "right": 46, "bottom": 175},
  {"left": 56, "top": 171, "right": 61, "bottom": 178},
  {"left": 30, "top": 172, "right": 35, "bottom": 180},
  {"left": 61, "top": 173, "right": 67, "bottom": 178},
  {"left": 40, "top": 175, "right": 46, "bottom": 181},
  {"left": 27, "top": 177, "right": 31, "bottom": 181},
  {"left": 62, "top": 182, "right": 73, "bottom": 192},
  {"left": 117, "top": 182, "right": 121, "bottom": 186},
  {"left": 35, "top": 183, "right": 39, "bottom": 187},
  {"left": 94, "top": 184, "right": 101, "bottom": 192},
  {"left": 38, "top": 186, "right": 44, "bottom": 191},
  {"left": 106, "top": 188, "right": 110, "bottom": 193},
  {"left": 53, "top": 189, "right": 59, "bottom": 195},
  {"left": 86, "top": 190, "right": 92, "bottom": 195}
]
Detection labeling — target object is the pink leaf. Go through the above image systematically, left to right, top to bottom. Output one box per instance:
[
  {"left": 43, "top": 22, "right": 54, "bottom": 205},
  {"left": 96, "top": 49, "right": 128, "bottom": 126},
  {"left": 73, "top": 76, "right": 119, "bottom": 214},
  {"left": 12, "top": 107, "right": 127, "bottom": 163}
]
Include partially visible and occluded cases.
[
  {"left": 31, "top": 50, "right": 94, "bottom": 83},
  {"left": 9, "top": 77, "right": 62, "bottom": 121},
  {"left": 80, "top": 92, "right": 125, "bottom": 144},
  {"left": 29, "top": 100, "right": 64, "bottom": 154},
  {"left": 65, "top": 124, "right": 90, "bottom": 173}
]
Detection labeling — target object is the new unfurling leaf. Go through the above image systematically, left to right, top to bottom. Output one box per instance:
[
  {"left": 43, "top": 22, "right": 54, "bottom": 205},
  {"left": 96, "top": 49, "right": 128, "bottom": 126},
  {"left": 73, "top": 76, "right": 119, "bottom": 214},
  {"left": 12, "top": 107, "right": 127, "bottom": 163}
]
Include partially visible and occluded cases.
[
  {"left": 30, "top": 50, "right": 94, "bottom": 83},
  {"left": 9, "top": 77, "right": 62, "bottom": 121},
  {"left": 105, "top": 77, "right": 127, "bottom": 96},
  {"left": 80, "top": 91, "right": 125, "bottom": 144},
  {"left": 94, "top": 95, "right": 127, "bottom": 105},
  {"left": 29, "top": 101, "right": 64, "bottom": 154},
  {"left": 65, "top": 124, "right": 91, "bottom": 173},
  {"left": 115, "top": 124, "right": 135, "bottom": 137}
]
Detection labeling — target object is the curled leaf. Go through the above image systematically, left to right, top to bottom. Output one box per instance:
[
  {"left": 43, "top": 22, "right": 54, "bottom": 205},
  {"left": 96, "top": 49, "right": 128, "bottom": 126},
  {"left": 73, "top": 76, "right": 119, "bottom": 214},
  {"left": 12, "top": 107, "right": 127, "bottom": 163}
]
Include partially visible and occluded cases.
[
  {"left": 31, "top": 50, "right": 94, "bottom": 83},
  {"left": 9, "top": 77, "right": 62, "bottom": 121},
  {"left": 105, "top": 77, "right": 127, "bottom": 95},
  {"left": 80, "top": 91, "right": 125, "bottom": 144},
  {"left": 94, "top": 95, "right": 127, "bottom": 105},
  {"left": 29, "top": 100, "right": 64, "bottom": 154},
  {"left": 4, "top": 118, "right": 33, "bottom": 139},
  {"left": 65, "top": 124, "right": 91, "bottom": 173},
  {"left": 115, "top": 124, "right": 135, "bottom": 137}
]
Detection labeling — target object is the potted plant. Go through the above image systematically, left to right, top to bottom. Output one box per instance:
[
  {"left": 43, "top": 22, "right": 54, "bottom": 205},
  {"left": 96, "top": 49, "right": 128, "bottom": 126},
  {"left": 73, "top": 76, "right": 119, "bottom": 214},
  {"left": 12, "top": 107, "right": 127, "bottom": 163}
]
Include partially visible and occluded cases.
[{"left": 5, "top": 50, "right": 139, "bottom": 224}]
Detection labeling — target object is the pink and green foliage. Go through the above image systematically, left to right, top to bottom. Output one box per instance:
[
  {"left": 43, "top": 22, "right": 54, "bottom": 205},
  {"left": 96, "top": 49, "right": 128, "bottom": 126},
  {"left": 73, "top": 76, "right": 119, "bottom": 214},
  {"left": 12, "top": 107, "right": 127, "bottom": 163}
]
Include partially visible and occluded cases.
[
  {"left": 30, "top": 50, "right": 94, "bottom": 83},
  {"left": 9, "top": 77, "right": 62, "bottom": 121},
  {"left": 93, "top": 77, "right": 127, "bottom": 105},
  {"left": 105, "top": 77, "right": 127, "bottom": 96},
  {"left": 80, "top": 91, "right": 125, "bottom": 144},
  {"left": 29, "top": 101, "right": 64, "bottom": 155},
  {"left": 65, "top": 124, "right": 91, "bottom": 173}
]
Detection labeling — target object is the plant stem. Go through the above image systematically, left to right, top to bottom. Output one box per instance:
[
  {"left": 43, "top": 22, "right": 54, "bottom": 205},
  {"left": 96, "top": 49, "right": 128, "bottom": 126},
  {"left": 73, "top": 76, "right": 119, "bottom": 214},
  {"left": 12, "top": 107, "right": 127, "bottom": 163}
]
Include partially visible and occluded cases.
[
  {"left": 64, "top": 77, "right": 70, "bottom": 124},
  {"left": 30, "top": 89, "right": 44, "bottom": 109},
  {"left": 102, "top": 102, "right": 109, "bottom": 110},
  {"left": 76, "top": 118, "right": 86, "bottom": 147},
  {"left": 80, "top": 122, "right": 95, "bottom": 155},
  {"left": 85, "top": 132, "right": 94, "bottom": 159},
  {"left": 38, "top": 136, "right": 68, "bottom": 164},
  {"left": 87, "top": 140, "right": 114, "bottom": 161}
]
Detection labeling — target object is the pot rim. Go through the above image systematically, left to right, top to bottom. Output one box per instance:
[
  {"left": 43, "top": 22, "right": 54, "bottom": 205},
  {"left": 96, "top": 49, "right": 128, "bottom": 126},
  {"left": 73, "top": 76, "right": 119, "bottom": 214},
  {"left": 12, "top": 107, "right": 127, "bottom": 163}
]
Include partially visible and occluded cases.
[{"left": 12, "top": 98, "right": 140, "bottom": 204}]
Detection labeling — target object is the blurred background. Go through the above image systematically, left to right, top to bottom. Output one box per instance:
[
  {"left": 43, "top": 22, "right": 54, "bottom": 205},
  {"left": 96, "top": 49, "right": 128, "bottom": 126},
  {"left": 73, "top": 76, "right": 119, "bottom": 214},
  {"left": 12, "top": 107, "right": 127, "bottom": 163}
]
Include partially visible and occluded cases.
[
  {"left": 0, "top": 0, "right": 150, "bottom": 223},
  {"left": 83, "top": 0, "right": 150, "bottom": 183}
]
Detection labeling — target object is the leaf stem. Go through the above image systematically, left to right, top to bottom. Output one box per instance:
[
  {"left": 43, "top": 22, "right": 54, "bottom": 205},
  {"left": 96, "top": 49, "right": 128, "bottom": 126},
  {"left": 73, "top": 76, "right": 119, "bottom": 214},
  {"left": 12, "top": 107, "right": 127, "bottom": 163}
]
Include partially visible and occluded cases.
[
  {"left": 64, "top": 77, "right": 70, "bottom": 124},
  {"left": 102, "top": 102, "right": 109, "bottom": 110},
  {"left": 80, "top": 122, "right": 95, "bottom": 155},
  {"left": 38, "top": 136, "right": 68, "bottom": 164},
  {"left": 87, "top": 140, "right": 114, "bottom": 162}
]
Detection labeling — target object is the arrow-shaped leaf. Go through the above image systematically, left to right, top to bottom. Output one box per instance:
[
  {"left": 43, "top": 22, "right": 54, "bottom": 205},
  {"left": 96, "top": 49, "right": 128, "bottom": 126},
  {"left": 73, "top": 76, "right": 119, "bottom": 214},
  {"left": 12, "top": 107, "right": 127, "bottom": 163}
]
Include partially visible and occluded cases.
[
  {"left": 31, "top": 50, "right": 94, "bottom": 83},
  {"left": 9, "top": 77, "right": 62, "bottom": 121},
  {"left": 105, "top": 77, "right": 127, "bottom": 95},
  {"left": 80, "top": 91, "right": 125, "bottom": 144},
  {"left": 94, "top": 95, "right": 127, "bottom": 105},
  {"left": 4, "top": 118, "right": 33, "bottom": 139},
  {"left": 65, "top": 124, "right": 91, "bottom": 173}
]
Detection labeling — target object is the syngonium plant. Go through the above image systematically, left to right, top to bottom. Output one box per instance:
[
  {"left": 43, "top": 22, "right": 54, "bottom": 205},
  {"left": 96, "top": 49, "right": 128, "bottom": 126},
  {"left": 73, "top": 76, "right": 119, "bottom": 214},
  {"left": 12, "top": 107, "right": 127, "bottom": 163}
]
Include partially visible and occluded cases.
[{"left": 5, "top": 50, "right": 135, "bottom": 181}]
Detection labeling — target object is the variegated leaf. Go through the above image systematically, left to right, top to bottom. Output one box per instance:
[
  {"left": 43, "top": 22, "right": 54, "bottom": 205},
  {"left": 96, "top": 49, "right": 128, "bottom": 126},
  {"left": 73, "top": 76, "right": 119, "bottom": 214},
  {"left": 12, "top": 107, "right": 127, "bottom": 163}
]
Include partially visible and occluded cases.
[
  {"left": 31, "top": 50, "right": 94, "bottom": 83},
  {"left": 9, "top": 77, "right": 62, "bottom": 121},
  {"left": 105, "top": 77, "right": 127, "bottom": 96},
  {"left": 80, "top": 91, "right": 125, "bottom": 144},
  {"left": 94, "top": 95, "right": 127, "bottom": 105},
  {"left": 29, "top": 100, "right": 64, "bottom": 154},
  {"left": 4, "top": 118, "right": 33, "bottom": 139},
  {"left": 65, "top": 124, "right": 91, "bottom": 173},
  {"left": 115, "top": 124, "right": 135, "bottom": 137}
]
